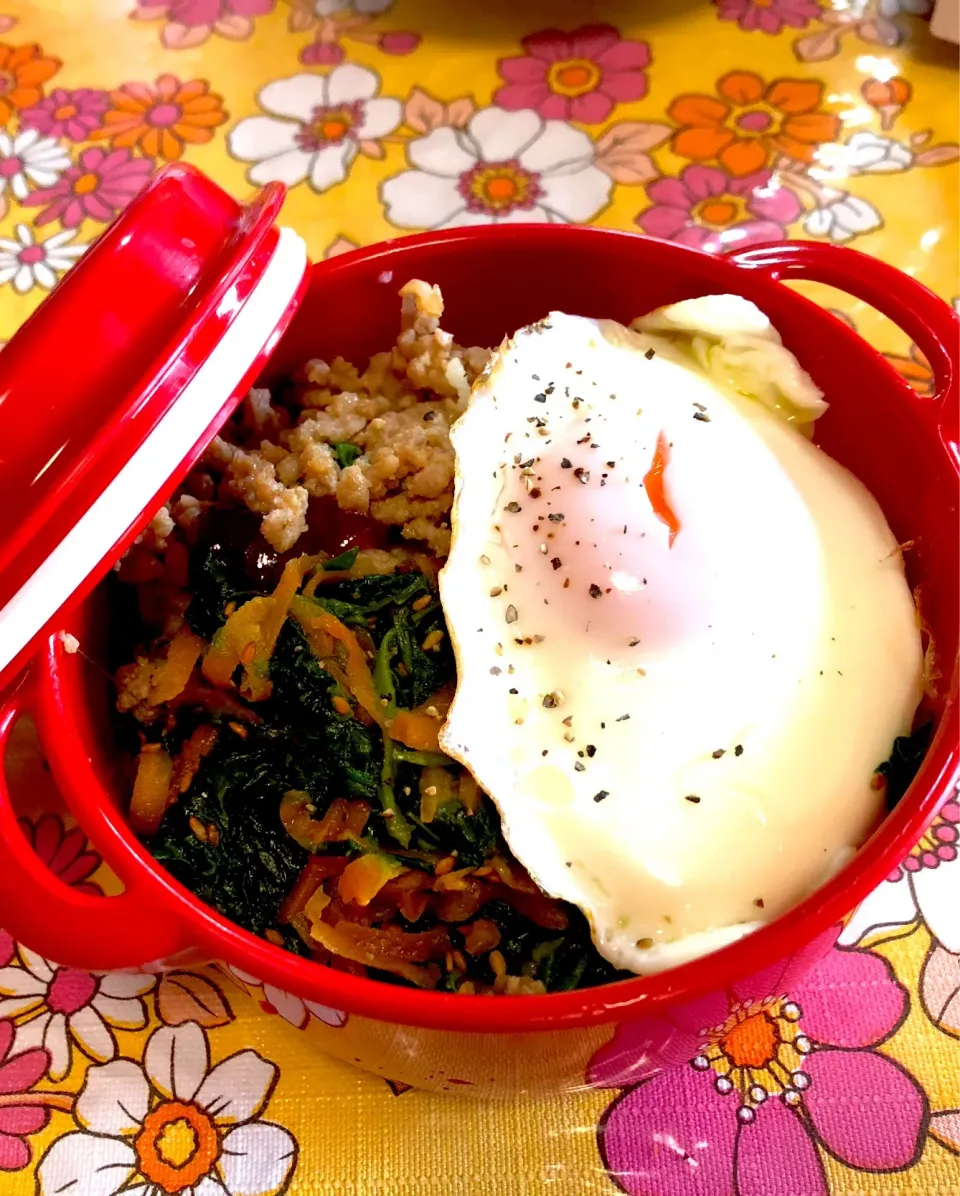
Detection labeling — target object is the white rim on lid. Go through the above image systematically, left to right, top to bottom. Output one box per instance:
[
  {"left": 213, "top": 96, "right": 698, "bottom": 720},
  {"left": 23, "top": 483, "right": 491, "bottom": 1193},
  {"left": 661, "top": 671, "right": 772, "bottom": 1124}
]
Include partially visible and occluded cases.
[{"left": 0, "top": 225, "right": 308, "bottom": 678}]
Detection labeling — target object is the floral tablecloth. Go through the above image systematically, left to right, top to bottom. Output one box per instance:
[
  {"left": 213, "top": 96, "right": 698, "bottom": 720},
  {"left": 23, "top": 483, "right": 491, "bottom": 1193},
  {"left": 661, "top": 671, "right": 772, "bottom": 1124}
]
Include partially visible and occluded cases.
[{"left": 0, "top": 1, "right": 957, "bottom": 1193}]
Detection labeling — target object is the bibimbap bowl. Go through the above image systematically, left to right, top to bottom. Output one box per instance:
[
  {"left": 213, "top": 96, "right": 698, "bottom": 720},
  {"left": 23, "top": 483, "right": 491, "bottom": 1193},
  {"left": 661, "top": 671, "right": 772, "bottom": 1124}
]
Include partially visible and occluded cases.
[{"left": 0, "top": 165, "right": 956, "bottom": 1096}]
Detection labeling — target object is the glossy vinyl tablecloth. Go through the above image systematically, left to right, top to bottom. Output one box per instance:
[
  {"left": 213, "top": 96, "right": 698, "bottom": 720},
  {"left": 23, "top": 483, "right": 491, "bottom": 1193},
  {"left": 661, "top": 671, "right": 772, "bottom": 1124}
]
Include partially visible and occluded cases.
[{"left": 0, "top": 2, "right": 958, "bottom": 1193}]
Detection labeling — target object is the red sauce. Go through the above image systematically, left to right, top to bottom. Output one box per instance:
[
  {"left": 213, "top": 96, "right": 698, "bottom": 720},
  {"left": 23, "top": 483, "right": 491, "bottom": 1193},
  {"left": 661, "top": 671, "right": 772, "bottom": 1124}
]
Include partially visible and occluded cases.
[{"left": 642, "top": 430, "right": 680, "bottom": 547}]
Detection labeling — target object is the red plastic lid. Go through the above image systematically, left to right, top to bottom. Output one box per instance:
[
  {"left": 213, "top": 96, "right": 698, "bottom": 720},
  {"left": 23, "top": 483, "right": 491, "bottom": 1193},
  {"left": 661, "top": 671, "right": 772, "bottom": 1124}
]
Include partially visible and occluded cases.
[{"left": 0, "top": 163, "right": 308, "bottom": 692}]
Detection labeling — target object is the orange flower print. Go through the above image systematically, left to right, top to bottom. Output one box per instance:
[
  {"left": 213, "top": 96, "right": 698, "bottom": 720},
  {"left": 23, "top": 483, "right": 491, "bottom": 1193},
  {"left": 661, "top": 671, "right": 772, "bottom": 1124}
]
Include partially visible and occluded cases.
[
  {"left": 0, "top": 43, "right": 60, "bottom": 125},
  {"left": 668, "top": 71, "right": 841, "bottom": 177},
  {"left": 92, "top": 74, "right": 227, "bottom": 161},
  {"left": 884, "top": 344, "right": 934, "bottom": 397}
]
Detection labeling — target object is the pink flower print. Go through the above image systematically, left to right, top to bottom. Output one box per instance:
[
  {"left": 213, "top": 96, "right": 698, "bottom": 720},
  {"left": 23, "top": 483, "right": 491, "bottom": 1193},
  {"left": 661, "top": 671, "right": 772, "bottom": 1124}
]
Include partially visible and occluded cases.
[
  {"left": 133, "top": 0, "right": 276, "bottom": 48},
  {"left": 715, "top": 0, "right": 821, "bottom": 34},
  {"left": 495, "top": 23, "right": 650, "bottom": 125},
  {"left": 19, "top": 87, "right": 109, "bottom": 142},
  {"left": 24, "top": 146, "right": 154, "bottom": 229},
  {"left": 637, "top": 164, "right": 801, "bottom": 253},
  {"left": 841, "top": 795, "right": 960, "bottom": 951},
  {"left": 891, "top": 796, "right": 959, "bottom": 878},
  {"left": 18, "top": 814, "right": 102, "bottom": 895},
  {"left": 0, "top": 933, "right": 13, "bottom": 970},
  {"left": 592, "top": 946, "right": 927, "bottom": 1194},
  {"left": 0, "top": 947, "right": 155, "bottom": 1080},
  {"left": 0, "top": 1018, "right": 55, "bottom": 1172}
]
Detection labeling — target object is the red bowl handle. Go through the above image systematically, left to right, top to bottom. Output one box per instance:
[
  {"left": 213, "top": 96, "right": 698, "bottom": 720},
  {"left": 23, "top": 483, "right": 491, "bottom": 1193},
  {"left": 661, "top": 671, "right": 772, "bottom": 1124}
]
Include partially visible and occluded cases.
[
  {"left": 726, "top": 241, "right": 958, "bottom": 418},
  {"left": 0, "top": 672, "right": 193, "bottom": 969}
]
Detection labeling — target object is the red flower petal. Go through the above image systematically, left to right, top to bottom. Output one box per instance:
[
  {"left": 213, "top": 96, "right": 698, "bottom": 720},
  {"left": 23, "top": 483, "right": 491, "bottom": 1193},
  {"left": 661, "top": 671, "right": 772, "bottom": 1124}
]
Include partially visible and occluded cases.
[
  {"left": 596, "top": 39, "right": 651, "bottom": 71},
  {"left": 0, "top": 1047, "right": 47, "bottom": 1095}
]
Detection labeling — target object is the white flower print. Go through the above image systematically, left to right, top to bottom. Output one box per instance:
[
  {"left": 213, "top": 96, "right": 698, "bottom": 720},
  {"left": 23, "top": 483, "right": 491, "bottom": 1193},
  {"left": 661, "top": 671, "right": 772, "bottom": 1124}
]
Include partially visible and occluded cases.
[
  {"left": 313, "top": 0, "right": 393, "bottom": 12},
  {"left": 877, "top": 0, "right": 931, "bottom": 15},
  {"left": 228, "top": 66, "right": 402, "bottom": 194},
  {"left": 380, "top": 106, "right": 613, "bottom": 231},
  {"left": 0, "top": 128, "right": 70, "bottom": 200},
  {"left": 845, "top": 131, "right": 913, "bottom": 173},
  {"left": 802, "top": 193, "right": 882, "bottom": 243},
  {"left": 0, "top": 223, "right": 86, "bottom": 293},
  {"left": 841, "top": 792, "right": 960, "bottom": 951},
  {"left": 0, "top": 947, "right": 155, "bottom": 1081},
  {"left": 228, "top": 967, "right": 346, "bottom": 1031},
  {"left": 36, "top": 1021, "right": 298, "bottom": 1196}
]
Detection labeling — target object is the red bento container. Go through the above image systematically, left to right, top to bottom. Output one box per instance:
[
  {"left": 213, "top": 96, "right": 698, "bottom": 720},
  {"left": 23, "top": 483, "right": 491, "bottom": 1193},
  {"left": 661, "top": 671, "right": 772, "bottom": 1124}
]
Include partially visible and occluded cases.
[{"left": 0, "top": 164, "right": 956, "bottom": 1096}]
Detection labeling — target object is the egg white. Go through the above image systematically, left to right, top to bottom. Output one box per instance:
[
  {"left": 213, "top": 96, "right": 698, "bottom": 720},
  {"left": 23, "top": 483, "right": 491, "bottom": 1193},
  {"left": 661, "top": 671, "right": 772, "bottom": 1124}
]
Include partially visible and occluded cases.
[{"left": 439, "top": 303, "right": 923, "bottom": 975}]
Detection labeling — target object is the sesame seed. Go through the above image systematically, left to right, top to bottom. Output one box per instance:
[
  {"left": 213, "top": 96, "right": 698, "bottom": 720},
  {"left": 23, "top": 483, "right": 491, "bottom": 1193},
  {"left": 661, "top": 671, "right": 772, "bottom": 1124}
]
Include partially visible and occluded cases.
[
  {"left": 693, "top": 411, "right": 711, "bottom": 422},
  {"left": 490, "top": 586, "right": 503, "bottom": 597},
  {"left": 505, "top": 605, "right": 518, "bottom": 624},
  {"left": 712, "top": 748, "right": 726, "bottom": 759},
  {"left": 574, "top": 761, "right": 585, "bottom": 772}
]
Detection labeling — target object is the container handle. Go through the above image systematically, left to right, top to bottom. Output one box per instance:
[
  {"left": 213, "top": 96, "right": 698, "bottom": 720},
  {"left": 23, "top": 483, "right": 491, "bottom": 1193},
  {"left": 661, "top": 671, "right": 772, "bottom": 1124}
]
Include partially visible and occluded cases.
[
  {"left": 726, "top": 241, "right": 958, "bottom": 417},
  {"left": 0, "top": 672, "right": 193, "bottom": 970}
]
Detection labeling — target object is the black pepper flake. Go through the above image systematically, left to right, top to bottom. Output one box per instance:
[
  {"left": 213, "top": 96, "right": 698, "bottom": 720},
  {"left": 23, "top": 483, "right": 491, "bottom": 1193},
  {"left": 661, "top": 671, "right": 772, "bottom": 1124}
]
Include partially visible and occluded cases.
[
  {"left": 644, "top": 348, "right": 655, "bottom": 360},
  {"left": 533, "top": 393, "right": 547, "bottom": 403},
  {"left": 423, "top": 410, "right": 437, "bottom": 421},
  {"left": 693, "top": 411, "right": 711, "bottom": 422},
  {"left": 519, "top": 457, "right": 534, "bottom": 468},
  {"left": 560, "top": 457, "right": 572, "bottom": 469},
  {"left": 607, "top": 461, "right": 616, "bottom": 468},
  {"left": 574, "top": 467, "right": 590, "bottom": 484},
  {"left": 530, "top": 487, "right": 542, "bottom": 499},
  {"left": 505, "top": 501, "right": 521, "bottom": 513},
  {"left": 548, "top": 512, "right": 564, "bottom": 523},
  {"left": 551, "top": 557, "right": 562, "bottom": 570},
  {"left": 515, "top": 564, "right": 523, "bottom": 573},
  {"left": 589, "top": 583, "right": 603, "bottom": 599},
  {"left": 505, "top": 605, "right": 518, "bottom": 624},
  {"left": 628, "top": 638, "right": 640, "bottom": 647},
  {"left": 509, "top": 687, "right": 518, "bottom": 695},
  {"left": 542, "top": 693, "right": 560, "bottom": 709},
  {"left": 616, "top": 714, "right": 630, "bottom": 722},
  {"left": 734, "top": 744, "right": 744, "bottom": 756},
  {"left": 585, "top": 745, "right": 596, "bottom": 758},
  {"left": 712, "top": 748, "right": 726, "bottom": 759},
  {"left": 574, "top": 761, "right": 585, "bottom": 772},
  {"left": 593, "top": 790, "right": 609, "bottom": 803},
  {"left": 684, "top": 794, "right": 701, "bottom": 804},
  {"left": 754, "top": 898, "right": 765, "bottom": 909}
]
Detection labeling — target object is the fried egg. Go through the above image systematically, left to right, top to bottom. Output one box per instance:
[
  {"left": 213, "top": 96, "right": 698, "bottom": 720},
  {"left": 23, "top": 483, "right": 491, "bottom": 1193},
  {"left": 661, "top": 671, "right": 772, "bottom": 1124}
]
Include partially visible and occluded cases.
[{"left": 438, "top": 298, "right": 923, "bottom": 975}]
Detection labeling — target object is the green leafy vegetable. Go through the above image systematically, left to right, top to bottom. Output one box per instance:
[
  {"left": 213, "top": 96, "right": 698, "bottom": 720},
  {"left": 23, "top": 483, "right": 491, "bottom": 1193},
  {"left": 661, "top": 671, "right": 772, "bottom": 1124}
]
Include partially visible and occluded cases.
[
  {"left": 332, "top": 442, "right": 362, "bottom": 468},
  {"left": 186, "top": 542, "right": 251, "bottom": 640},
  {"left": 323, "top": 547, "right": 359, "bottom": 572},
  {"left": 877, "top": 721, "right": 934, "bottom": 811},
  {"left": 149, "top": 727, "right": 310, "bottom": 948}
]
